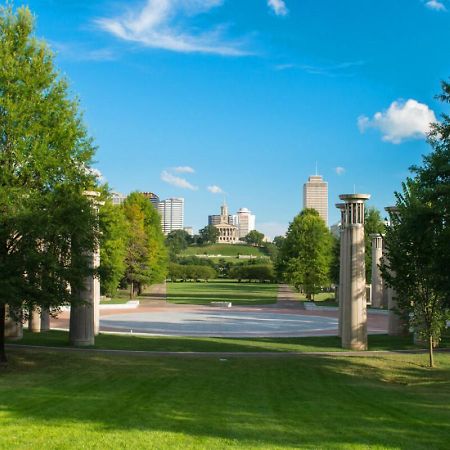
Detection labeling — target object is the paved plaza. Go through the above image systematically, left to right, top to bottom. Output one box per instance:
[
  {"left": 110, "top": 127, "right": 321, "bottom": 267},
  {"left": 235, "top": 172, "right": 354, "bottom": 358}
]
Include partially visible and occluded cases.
[
  {"left": 51, "top": 285, "right": 388, "bottom": 337},
  {"left": 100, "top": 309, "right": 340, "bottom": 337}
]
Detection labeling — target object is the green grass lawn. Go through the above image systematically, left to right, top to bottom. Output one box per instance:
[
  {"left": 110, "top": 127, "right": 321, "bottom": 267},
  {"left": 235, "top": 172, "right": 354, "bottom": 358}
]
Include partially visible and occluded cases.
[
  {"left": 181, "top": 243, "right": 268, "bottom": 258},
  {"left": 167, "top": 280, "right": 278, "bottom": 305},
  {"left": 9, "top": 329, "right": 441, "bottom": 353},
  {"left": 1, "top": 349, "right": 449, "bottom": 449}
]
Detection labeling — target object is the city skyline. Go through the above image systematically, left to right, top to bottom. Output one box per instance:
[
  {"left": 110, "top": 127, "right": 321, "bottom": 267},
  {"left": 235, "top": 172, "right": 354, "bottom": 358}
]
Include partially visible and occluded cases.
[{"left": 19, "top": 0, "right": 450, "bottom": 238}]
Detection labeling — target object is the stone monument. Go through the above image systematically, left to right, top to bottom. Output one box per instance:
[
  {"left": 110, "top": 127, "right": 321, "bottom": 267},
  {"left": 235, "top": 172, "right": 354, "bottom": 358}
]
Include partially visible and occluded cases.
[
  {"left": 69, "top": 191, "right": 102, "bottom": 347},
  {"left": 339, "top": 193, "right": 370, "bottom": 351},
  {"left": 370, "top": 233, "right": 384, "bottom": 308}
]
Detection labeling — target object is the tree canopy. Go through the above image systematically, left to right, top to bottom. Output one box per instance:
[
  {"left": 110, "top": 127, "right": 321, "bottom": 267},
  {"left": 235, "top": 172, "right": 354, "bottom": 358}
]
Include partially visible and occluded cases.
[
  {"left": 0, "top": 6, "right": 99, "bottom": 362},
  {"left": 381, "top": 80, "right": 450, "bottom": 367},
  {"left": 277, "top": 209, "right": 333, "bottom": 298}
]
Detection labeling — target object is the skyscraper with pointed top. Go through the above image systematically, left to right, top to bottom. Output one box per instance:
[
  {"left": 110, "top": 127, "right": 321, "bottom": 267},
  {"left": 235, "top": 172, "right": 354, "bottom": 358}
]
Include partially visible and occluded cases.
[{"left": 303, "top": 174, "right": 328, "bottom": 226}]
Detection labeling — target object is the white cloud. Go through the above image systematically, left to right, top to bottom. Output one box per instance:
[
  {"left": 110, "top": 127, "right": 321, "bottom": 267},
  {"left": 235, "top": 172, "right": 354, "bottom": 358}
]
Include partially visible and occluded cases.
[
  {"left": 96, "top": 0, "right": 250, "bottom": 56},
  {"left": 268, "top": 0, "right": 288, "bottom": 16},
  {"left": 425, "top": 1, "right": 447, "bottom": 11},
  {"left": 358, "top": 99, "right": 437, "bottom": 144},
  {"left": 173, "top": 166, "right": 195, "bottom": 173},
  {"left": 335, "top": 167, "right": 345, "bottom": 175},
  {"left": 161, "top": 170, "right": 198, "bottom": 190},
  {"left": 207, "top": 185, "right": 224, "bottom": 194},
  {"left": 258, "top": 222, "right": 288, "bottom": 241}
]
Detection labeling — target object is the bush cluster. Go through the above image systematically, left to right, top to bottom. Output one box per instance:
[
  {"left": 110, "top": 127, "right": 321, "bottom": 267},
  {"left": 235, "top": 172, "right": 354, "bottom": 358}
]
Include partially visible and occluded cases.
[{"left": 168, "top": 264, "right": 217, "bottom": 282}]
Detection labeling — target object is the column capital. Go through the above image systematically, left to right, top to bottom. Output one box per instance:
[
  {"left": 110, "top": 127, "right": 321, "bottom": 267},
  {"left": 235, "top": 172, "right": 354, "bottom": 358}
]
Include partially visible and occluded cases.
[{"left": 339, "top": 193, "right": 371, "bottom": 202}]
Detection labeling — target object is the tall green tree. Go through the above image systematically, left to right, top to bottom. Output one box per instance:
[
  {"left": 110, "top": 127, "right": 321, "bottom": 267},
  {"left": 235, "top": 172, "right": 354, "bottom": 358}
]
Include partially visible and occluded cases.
[
  {"left": 0, "top": 6, "right": 98, "bottom": 362},
  {"left": 381, "top": 80, "right": 450, "bottom": 367},
  {"left": 123, "top": 193, "right": 167, "bottom": 297},
  {"left": 98, "top": 199, "right": 127, "bottom": 297},
  {"left": 364, "top": 207, "right": 385, "bottom": 282},
  {"left": 277, "top": 209, "right": 333, "bottom": 298},
  {"left": 198, "top": 225, "right": 220, "bottom": 245},
  {"left": 165, "top": 229, "right": 191, "bottom": 261},
  {"left": 244, "top": 230, "right": 265, "bottom": 247}
]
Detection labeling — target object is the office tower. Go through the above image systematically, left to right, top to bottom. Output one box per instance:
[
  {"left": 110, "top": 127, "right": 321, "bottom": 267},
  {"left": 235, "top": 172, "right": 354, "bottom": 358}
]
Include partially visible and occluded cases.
[
  {"left": 303, "top": 175, "right": 328, "bottom": 226},
  {"left": 142, "top": 192, "right": 160, "bottom": 209},
  {"left": 157, "top": 198, "right": 184, "bottom": 235},
  {"left": 233, "top": 208, "right": 256, "bottom": 239}
]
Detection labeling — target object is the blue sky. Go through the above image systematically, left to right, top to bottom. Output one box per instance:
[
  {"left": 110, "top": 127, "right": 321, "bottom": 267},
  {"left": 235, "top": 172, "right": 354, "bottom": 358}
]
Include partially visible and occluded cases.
[{"left": 18, "top": 0, "right": 450, "bottom": 237}]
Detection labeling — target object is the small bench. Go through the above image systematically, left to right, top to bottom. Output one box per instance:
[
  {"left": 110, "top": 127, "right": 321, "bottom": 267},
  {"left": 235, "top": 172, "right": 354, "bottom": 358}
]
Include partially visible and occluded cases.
[{"left": 210, "top": 301, "right": 232, "bottom": 308}]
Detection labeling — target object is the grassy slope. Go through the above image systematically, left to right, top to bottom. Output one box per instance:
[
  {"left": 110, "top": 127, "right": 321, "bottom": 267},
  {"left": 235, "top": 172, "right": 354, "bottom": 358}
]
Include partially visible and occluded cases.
[
  {"left": 181, "top": 243, "right": 267, "bottom": 257},
  {"left": 166, "top": 280, "right": 278, "bottom": 305},
  {"left": 8, "top": 330, "right": 436, "bottom": 353},
  {"left": 1, "top": 349, "right": 449, "bottom": 449}
]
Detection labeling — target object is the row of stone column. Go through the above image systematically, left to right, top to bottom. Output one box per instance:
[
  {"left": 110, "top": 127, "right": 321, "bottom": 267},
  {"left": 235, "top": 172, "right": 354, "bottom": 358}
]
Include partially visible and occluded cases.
[
  {"left": 4, "top": 191, "right": 102, "bottom": 346},
  {"left": 337, "top": 195, "right": 407, "bottom": 350},
  {"left": 4, "top": 259, "right": 101, "bottom": 345}
]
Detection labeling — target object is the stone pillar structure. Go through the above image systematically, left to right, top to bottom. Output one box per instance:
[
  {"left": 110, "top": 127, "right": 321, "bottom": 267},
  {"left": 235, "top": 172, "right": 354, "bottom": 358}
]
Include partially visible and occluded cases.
[
  {"left": 69, "top": 191, "right": 102, "bottom": 347},
  {"left": 340, "top": 193, "right": 370, "bottom": 351},
  {"left": 335, "top": 203, "right": 346, "bottom": 337},
  {"left": 384, "top": 206, "right": 408, "bottom": 336},
  {"left": 370, "top": 233, "right": 384, "bottom": 308},
  {"left": 93, "top": 248, "right": 101, "bottom": 336},
  {"left": 4, "top": 306, "right": 23, "bottom": 340},
  {"left": 28, "top": 307, "right": 41, "bottom": 333},
  {"left": 40, "top": 308, "right": 50, "bottom": 332}
]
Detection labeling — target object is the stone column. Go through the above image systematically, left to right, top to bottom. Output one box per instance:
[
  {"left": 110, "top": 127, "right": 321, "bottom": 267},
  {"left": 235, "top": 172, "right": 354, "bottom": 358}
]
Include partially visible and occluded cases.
[
  {"left": 69, "top": 191, "right": 102, "bottom": 347},
  {"left": 340, "top": 193, "right": 370, "bottom": 351},
  {"left": 335, "top": 203, "right": 346, "bottom": 337},
  {"left": 384, "top": 206, "right": 408, "bottom": 336},
  {"left": 370, "top": 233, "right": 383, "bottom": 308},
  {"left": 93, "top": 248, "right": 101, "bottom": 336},
  {"left": 4, "top": 306, "right": 23, "bottom": 340},
  {"left": 28, "top": 307, "right": 41, "bottom": 333},
  {"left": 40, "top": 308, "right": 50, "bottom": 332}
]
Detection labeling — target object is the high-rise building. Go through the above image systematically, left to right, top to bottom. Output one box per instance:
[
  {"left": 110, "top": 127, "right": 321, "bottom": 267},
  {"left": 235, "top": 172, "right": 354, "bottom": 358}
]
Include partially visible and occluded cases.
[
  {"left": 303, "top": 175, "right": 328, "bottom": 225},
  {"left": 111, "top": 192, "right": 127, "bottom": 206},
  {"left": 142, "top": 192, "right": 160, "bottom": 209},
  {"left": 157, "top": 198, "right": 184, "bottom": 235},
  {"left": 233, "top": 208, "right": 256, "bottom": 239}
]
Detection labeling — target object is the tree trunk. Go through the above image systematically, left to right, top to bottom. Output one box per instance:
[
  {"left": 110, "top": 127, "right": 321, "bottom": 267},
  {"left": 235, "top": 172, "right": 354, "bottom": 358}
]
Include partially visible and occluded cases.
[
  {"left": 129, "top": 281, "right": 134, "bottom": 299},
  {"left": 0, "top": 304, "right": 7, "bottom": 364},
  {"left": 429, "top": 335, "right": 434, "bottom": 368}
]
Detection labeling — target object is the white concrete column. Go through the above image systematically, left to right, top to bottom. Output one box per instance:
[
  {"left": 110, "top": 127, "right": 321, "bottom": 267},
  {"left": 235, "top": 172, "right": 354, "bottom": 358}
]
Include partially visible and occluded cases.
[
  {"left": 69, "top": 191, "right": 102, "bottom": 347},
  {"left": 340, "top": 194, "right": 370, "bottom": 351},
  {"left": 335, "top": 203, "right": 346, "bottom": 337},
  {"left": 384, "top": 206, "right": 408, "bottom": 336},
  {"left": 370, "top": 233, "right": 384, "bottom": 308},
  {"left": 5, "top": 306, "right": 23, "bottom": 340},
  {"left": 28, "top": 307, "right": 41, "bottom": 333},
  {"left": 40, "top": 308, "right": 50, "bottom": 332}
]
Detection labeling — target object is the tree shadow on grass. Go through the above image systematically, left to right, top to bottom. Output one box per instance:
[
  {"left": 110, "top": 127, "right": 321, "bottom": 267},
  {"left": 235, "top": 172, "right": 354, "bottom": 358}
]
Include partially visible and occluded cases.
[{"left": 1, "top": 350, "right": 450, "bottom": 448}]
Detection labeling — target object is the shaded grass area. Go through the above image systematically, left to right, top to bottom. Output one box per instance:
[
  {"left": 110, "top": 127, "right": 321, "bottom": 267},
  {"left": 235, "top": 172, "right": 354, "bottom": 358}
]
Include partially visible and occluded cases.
[
  {"left": 182, "top": 243, "right": 267, "bottom": 257},
  {"left": 167, "top": 280, "right": 278, "bottom": 305},
  {"left": 9, "top": 329, "right": 449, "bottom": 354},
  {"left": 1, "top": 349, "right": 450, "bottom": 449}
]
